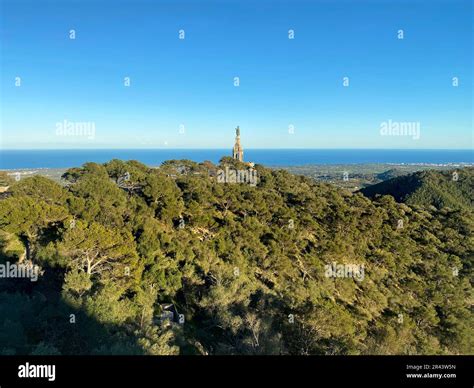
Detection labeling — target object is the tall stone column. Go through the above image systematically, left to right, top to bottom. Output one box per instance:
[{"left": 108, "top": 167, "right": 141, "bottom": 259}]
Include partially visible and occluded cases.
[{"left": 232, "top": 126, "right": 244, "bottom": 162}]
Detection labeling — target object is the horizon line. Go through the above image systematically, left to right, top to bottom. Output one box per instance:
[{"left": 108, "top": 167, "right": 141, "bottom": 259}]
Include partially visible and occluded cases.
[{"left": 2, "top": 148, "right": 473, "bottom": 151}]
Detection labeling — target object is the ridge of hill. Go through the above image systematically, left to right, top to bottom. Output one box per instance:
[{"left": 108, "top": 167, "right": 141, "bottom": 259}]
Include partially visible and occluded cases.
[{"left": 360, "top": 168, "right": 473, "bottom": 212}]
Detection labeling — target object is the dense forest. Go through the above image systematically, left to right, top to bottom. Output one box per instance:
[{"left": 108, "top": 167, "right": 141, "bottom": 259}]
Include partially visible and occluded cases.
[
  {"left": 0, "top": 159, "right": 472, "bottom": 355},
  {"left": 360, "top": 168, "right": 474, "bottom": 212}
]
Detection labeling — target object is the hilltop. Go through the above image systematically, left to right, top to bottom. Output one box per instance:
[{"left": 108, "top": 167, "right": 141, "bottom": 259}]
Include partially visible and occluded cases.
[{"left": 359, "top": 168, "right": 474, "bottom": 212}]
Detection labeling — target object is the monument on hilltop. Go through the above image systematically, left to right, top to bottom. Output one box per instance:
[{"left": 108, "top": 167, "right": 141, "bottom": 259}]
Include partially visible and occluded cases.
[{"left": 232, "top": 126, "right": 244, "bottom": 162}]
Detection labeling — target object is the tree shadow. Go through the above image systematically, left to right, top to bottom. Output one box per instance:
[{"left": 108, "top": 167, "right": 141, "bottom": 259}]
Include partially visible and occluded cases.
[{"left": 0, "top": 256, "right": 148, "bottom": 355}]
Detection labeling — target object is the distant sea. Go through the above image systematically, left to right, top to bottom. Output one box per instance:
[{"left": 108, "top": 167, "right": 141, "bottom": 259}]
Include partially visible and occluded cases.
[{"left": 1, "top": 149, "right": 473, "bottom": 169}]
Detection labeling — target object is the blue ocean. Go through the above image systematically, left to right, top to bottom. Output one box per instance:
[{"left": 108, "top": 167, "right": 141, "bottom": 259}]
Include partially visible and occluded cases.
[{"left": 1, "top": 149, "right": 473, "bottom": 169}]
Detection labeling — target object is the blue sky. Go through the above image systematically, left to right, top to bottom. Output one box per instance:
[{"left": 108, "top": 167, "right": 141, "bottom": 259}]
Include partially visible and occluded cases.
[{"left": 0, "top": 0, "right": 472, "bottom": 149}]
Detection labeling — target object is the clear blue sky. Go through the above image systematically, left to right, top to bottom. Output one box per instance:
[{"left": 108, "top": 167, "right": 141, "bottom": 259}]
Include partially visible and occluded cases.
[{"left": 0, "top": 0, "right": 472, "bottom": 149}]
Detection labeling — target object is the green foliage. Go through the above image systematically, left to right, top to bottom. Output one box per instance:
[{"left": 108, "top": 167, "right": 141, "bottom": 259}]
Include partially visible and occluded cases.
[
  {"left": 0, "top": 161, "right": 472, "bottom": 355},
  {"left": 360, "top": 167, "right": 474, "bottom": 212},
  {"left": 0, "top": 172, "right": 14, "bottom": 187},
  {"left": 10, "top": 176, "right": 71, "bottom": 206},
  {"left": 58, "top": 220, "right": 138, "bottom": 275},
  {"left": 63, "top": 270, "right": 93, "bottom": 297}
]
